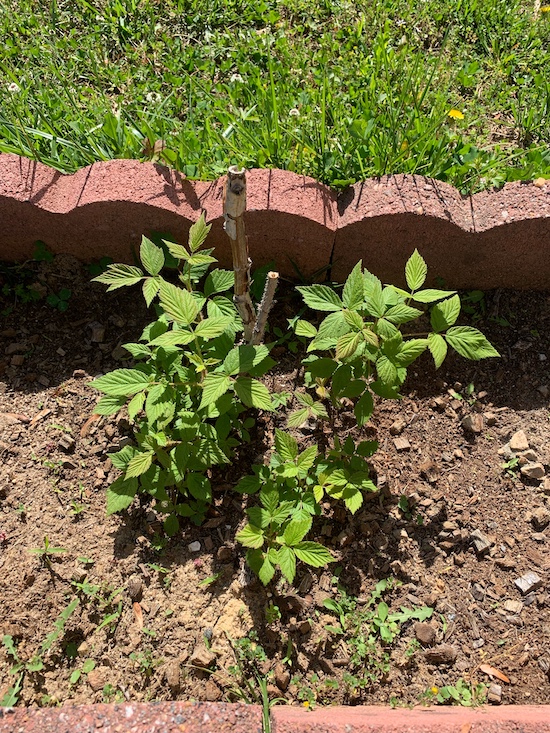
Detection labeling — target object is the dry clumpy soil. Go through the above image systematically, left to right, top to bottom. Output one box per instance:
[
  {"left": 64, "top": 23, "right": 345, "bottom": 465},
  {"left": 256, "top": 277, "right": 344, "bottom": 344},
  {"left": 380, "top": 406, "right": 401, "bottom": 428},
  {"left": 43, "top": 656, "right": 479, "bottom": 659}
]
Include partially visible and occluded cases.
[{"left": 1, "top": 254, "right": 550, "bottom": 709}]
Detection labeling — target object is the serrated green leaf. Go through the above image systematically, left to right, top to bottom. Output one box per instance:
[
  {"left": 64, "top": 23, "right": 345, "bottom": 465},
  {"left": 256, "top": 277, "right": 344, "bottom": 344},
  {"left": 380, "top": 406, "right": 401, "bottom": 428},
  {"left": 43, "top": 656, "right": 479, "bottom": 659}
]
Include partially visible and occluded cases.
[
  {"left": 188, "top": 213, "right": 212, "bottom": 253},
  {"left": 140, "top": 236, "right": 164, "bottom": 276},
  {"left": 165, "top": 241, "right": 190, "bottom": 260},
  {"left": 405, "top": 249, "right": 427, "bottom": 291},
  {"left": 342, "top": 261, "right": 364, "bottom": 309},
  {"left": 92, "top": 263, "right": 143, "bottom": 291},
  {"left": 204, "top": 269, "right": 234, "bottom": 296},
  {"left": 143, "top": 277, "right": 160, "bottom": 307},
  {"left": 159, "top": 280, "right": 200, "bottom": 325},
  {"left": 297, "top": 284, "right": 343, "bottom": 312},
  {"left": 412, "top": 289, "right": 455, "bottom": 304},
  {"left": 430, "top": 294, "right": 461, "bottom": 332},
  {"left": 384, "top": 303, "right": 423, "bottom": 324},
  {"left": 343, "top": 309, "right": 364, "bottom": 331},
  {"left": 194, "top": 316, "right": 231, "bottom": 340},
  {"left": 376, "top": 318, "right": 400, "bottom": 341},
  {"left": 294, "top": 320, "right": 318, "bottom": 338},
  {"left": 445, "top": 327, "right": 500, "bottom": 360},
  {"left": 149, "top": 330, "right": 194, "bottom": 347},
  {"left": 336, "top": 331, "right": 361, "bottom": 359},
  {"left": 428, "top": 332, "right": 448, "bottom": 369},
  {"left": 395, "top": 339, "right": 428, "bottom": 366},
  {"left": 122, "top": 342, "right": 151, "bottom": 359},
  {"left": 223, "top": 345, "right": 269, "bottom": 375},
  {"left": 376, "top": 355, "right": 398, "bottom": 385},
  {"left": 91, "top": 369, "right": 150, "bottom": 396},
  {"left": 199, "top": 373, "right": 231, "bottom": 409},
  {"left": 234, "top": 378, "right": 273, "bottom": 411},
  {"left": 128, "top": 390, "right": 146, "bottom": 420},
  {"left": 354, "top": 390, "right": 374, "bottom": 426},
  {"left": 94, "top": 394, "right": 127, "bottom": 416},
  {"left": 287, "top": 407, "right": 309, "bottom": 428},
  {"left": 275, "top": 429, "right": 298, "bottom": 461},
  {"left": 109, "top": 444, "right": 137, "bottom": 470},
  {"left": 297, "top": 445, "right": 318, "bottom": 472},
  {"left": 125, "top": 451, "right": 154, "bottom": 478},
  {"left": 234, "top": 475, "right": 261, "bottom": 494},
  {"left": 106, "top": 476, "right": 138, "bottom": 514},
  {"left": 343, "top": 487, "right": 363, "bottom": 514},
  {"left": 164, "top": 514, "right": 179, "bottom": 537},
  {"left": 283, "top": 517, "right": 312, "bottom": 546},
  {"left": 236, "top": 523, "right": 265, "bottom": 549},
  {"left": 294, "top": 541, "right": 334, "bottom": 567},
  {"left": 277, "top": 546, "right": 297, "bottom": 584}
]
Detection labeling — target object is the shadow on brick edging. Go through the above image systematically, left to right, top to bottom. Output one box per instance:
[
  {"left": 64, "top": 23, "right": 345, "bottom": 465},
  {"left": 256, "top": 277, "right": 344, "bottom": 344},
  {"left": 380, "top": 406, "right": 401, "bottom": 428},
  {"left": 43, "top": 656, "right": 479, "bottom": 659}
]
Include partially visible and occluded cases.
[
  {"left": 0, "top": 153, "right": 549, "bottom": 288},
  {"left": 2, "top": 702, "right": 550, "bottom": 733}
]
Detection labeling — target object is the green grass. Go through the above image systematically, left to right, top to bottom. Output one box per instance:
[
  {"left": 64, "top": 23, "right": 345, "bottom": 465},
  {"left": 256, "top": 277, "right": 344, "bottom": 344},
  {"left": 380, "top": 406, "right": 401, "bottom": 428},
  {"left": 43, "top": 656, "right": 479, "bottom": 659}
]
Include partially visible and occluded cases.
[{"left": 0, "top": 0, "right": 549, "bottom": 191}]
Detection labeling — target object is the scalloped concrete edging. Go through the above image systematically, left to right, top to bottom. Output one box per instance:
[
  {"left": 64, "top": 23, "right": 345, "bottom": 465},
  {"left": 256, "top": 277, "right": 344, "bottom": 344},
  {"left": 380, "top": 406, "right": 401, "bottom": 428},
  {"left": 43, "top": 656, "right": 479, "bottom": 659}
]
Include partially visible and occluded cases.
[
  {"left": 1, "top": 153, "right": 549, "bottom": 287},
  {"left": 1, "top": 703, "right": 550, "bottom": 733}
]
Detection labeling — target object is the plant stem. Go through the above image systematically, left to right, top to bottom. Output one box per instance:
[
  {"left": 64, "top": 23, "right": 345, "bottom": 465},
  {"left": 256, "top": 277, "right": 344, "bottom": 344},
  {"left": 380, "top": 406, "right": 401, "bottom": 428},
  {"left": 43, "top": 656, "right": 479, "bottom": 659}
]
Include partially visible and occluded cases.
[
  {"left": 223, "top": 166, "right": 256, "bottom": 342},
  {"left": 251, "top": 271, "right": 279, "bottom": 345}
]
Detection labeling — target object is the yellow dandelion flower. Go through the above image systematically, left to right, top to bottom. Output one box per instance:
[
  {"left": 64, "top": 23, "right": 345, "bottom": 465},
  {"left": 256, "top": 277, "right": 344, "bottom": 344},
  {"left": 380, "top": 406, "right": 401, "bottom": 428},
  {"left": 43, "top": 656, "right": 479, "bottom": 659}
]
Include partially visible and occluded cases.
[
  {"left": 541, "top": 5, "right": 550, "bottom": 12},
  {"left": 448, "top": 109, "right": 465, "bottom": 120},
  {"left": 400, "top": 140, "right": 409, "bottom": 151},
  {"left": 431, "top": 686, "right": 439, "bottom": 694},
  {"left": 302, "top": 701, "right": 310, "bottom": 708}
]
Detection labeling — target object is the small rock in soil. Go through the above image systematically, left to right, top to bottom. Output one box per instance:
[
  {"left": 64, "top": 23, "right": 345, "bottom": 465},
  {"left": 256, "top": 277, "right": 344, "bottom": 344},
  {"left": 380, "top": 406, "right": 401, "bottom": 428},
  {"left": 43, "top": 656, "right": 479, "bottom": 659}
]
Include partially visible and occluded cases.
[
  {"left": 89, "top": 321, "right": 106, "bottom": 343},
  {"left": 484, "top": 412, "right": 497, "bottom": 426},
  {"left": 461, "top": 414, "right": 484, "bottom": 434},
  {"left": 390, "top": 419, "right": 406, "bottom": 435},
  {"left": 510, "top": 430, "right": 529, "bottom": 452},
  {"left": 58, "top": 434, "right": 76, "bottom": 453},
  {"left": 393, "top": 436, "right": 410, "bottom": 451},
  {"left": 518, "top": 449, "right": 539, "bottom": 464},
  {"left": 520, "top": 462, "right": 545, "bottom": 479},
  {"left": 529, "top": 507, "right": 550, "bottom": 530},
  {"left": 470, "top": 529, "right": 493, "bottom": 555},
  {"left": 188, "top": 541, "right": 201, "bottom": 552},
  {"left": 216, "top": 546, "right": 233, "bottom": 562},
  {"left": 515, "top": 572, "right": 543, "bottom": 596},
  {"left": 126, "top": 576, "right": 143, "bottom": 601},
  {"left": 470, "top": 583, "right": 485, "bottom": 601},
  {"left": 502, "top": 600, "right": 523, "bottom": 614},
  {"left": 414, "top": 622, "right": 436, "bottom": 646},
  {"left": 424, "top": 644, "right": 457, "bottom": 665},
  {"left": 190, "top": 645, "right": 217, "bottom": 669},
  {"left": 164, "top": 660, "right": 181, "bottom": 691},
  {"left": 274, "top": 662, "right": 291, "bottom": 691},
  {"left": 87, "top": 667, "right": 108, "bottom": 691},
  {"left": 204, "top": 680, "right": 222, "bottom": 701},
  {"left": 488, "top": 683, "right": 502, "bottom": 704}
]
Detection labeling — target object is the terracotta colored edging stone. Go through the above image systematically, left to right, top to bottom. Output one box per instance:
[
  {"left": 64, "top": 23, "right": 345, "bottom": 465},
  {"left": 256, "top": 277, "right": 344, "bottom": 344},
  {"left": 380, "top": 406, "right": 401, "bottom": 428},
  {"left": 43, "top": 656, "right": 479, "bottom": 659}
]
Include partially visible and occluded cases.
[
  {"left": 1, "top": 154, "right": 549, "bottom": 287},
  {"left": 0, "top": 701, "right": 263, "bottom": 733},
  {"left": 2, "top": 704, "right": 550, "bottom": 733},
  {"left": 271, "top": 705, "right": 550, "bottom": 733}
]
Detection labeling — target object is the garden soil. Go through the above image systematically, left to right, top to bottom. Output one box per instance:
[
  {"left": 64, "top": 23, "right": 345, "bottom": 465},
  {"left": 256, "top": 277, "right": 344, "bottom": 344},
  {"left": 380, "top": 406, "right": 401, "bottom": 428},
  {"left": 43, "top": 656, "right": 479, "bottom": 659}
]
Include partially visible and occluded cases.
[{"left": 1, "top": 254, "right": 549, "bottom": 708}]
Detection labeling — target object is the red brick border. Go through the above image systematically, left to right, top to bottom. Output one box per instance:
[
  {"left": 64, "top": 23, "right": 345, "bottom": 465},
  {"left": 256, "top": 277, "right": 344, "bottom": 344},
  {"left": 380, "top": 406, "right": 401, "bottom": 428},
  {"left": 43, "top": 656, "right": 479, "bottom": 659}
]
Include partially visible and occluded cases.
[
  {"left": 0, "top": 154, "right": 548, "bottom": 287},
  {"left": 2, "top": 703, "right": 550, "bottom": 733}
]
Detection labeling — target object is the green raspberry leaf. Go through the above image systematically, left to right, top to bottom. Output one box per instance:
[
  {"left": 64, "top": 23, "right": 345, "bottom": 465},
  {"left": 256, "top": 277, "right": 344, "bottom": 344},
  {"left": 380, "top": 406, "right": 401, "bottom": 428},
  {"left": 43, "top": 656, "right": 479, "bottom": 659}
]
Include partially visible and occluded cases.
[{"left": 405, "top": 249, "right": 427, "bottom": 291}]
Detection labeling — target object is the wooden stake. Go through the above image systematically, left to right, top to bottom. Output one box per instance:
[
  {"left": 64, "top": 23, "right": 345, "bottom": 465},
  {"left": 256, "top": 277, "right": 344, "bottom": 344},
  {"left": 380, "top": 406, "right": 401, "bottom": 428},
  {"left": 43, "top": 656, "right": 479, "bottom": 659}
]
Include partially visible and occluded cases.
[
  {"left": 223, "top": 166, "right": 256, "bottom": 342},
  {"left": 251, "top": 271, "right": 279, "bottom": 345}
]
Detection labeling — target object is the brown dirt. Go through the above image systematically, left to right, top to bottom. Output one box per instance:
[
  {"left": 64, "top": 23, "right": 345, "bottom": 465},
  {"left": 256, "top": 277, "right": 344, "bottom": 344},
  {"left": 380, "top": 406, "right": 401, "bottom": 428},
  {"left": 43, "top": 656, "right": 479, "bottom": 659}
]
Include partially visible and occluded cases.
[{"left": 0, "top": 254, "right": 549, "bottom": 709}]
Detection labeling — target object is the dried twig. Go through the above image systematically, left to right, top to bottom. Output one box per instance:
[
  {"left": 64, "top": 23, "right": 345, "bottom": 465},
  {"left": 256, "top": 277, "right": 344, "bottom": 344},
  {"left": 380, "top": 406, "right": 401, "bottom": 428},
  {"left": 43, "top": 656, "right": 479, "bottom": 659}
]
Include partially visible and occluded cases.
[
  {"left": 223, "top": 166, "right": 256, "bottom": 341},
  {"left": 250, "top": 271, "right": 279, "bottom": 345}
]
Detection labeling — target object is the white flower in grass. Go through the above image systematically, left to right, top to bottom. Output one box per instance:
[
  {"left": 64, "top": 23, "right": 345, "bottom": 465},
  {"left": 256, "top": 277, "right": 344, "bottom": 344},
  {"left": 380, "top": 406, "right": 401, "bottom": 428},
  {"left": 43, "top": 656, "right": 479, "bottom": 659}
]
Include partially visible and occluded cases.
[
  {"left": 230, "top": 73, "right": 244, "bottom": 83},
  {"left": 8, "top": 82, "right": 20, "bottom": 93},
  {"left": 145, "top": 92, "right": 161, "bottom": 104},
  {"left": 289, "top": 108, "right": 300, "bottom": 117}
]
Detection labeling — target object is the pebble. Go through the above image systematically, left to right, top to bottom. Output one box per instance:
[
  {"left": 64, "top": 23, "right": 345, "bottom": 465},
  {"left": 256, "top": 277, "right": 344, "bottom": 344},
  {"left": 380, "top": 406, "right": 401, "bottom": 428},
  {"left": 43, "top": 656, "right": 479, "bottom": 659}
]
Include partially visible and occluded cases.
[
  {"left": 484, "top": 412, "right": 497, "bottom": 426},
  {"left": 461, "top": 414, "right": 484, "bottom": 434},
  {"left": 390, "top": 419, "right": 406, "bottom": 435},
  {"left": 509, "top": 430, "right": 529, "bottom": 452},
  {"left": 58, "top": 435, "right": 76, "bottom": 453},
  {"left": 393, "top": 437, "right": 411, "bottom": 451},
  {"left": 517, "top": 449, "right": 538, "bottom": 465},
  {"left": 520, "top": 462, "right": 545, "bottom": 479},
  {"left": 530, "top": 507, "right": 550, "bottom": 529},
  {"left": 470, "top": 529, "right": 493, "bottom": 555},
  {"left": 188, "top": 541, "right": 201, "bottom": 552},
  {"left": 515, "top": 572, "right": 543, "bottom": 595},
  {"left": 127, "top": 576, "right": 143, "bottom": 601},
  {"left": 470, "top": 583, "right": 485, "bottom": 601},
  {"left": 502, "top": 599, "right": 523, "bottom": 614},
  {"left": 414, "top": 622, "right": 436, "bottom": 646},
  {"left": 424, "top": 644, "right": 457, "bottom": 665},
  {"left": 190, "top": 645, "right": 217, "bottom": 669},
  {"left": 164, "top": 660, "right": 181, "bottom": 691},
  {"left": 274, "top": 662, "right": 291, "bottom": 691},
  {"left": 87, "top": 667, "right": 108, "bottom": 691},
  {"left": 203, "top": 680, "right": 222, "bottom": 701},
  {"left": 488, "top": 683, "right": 502, "bottom": 704}
]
